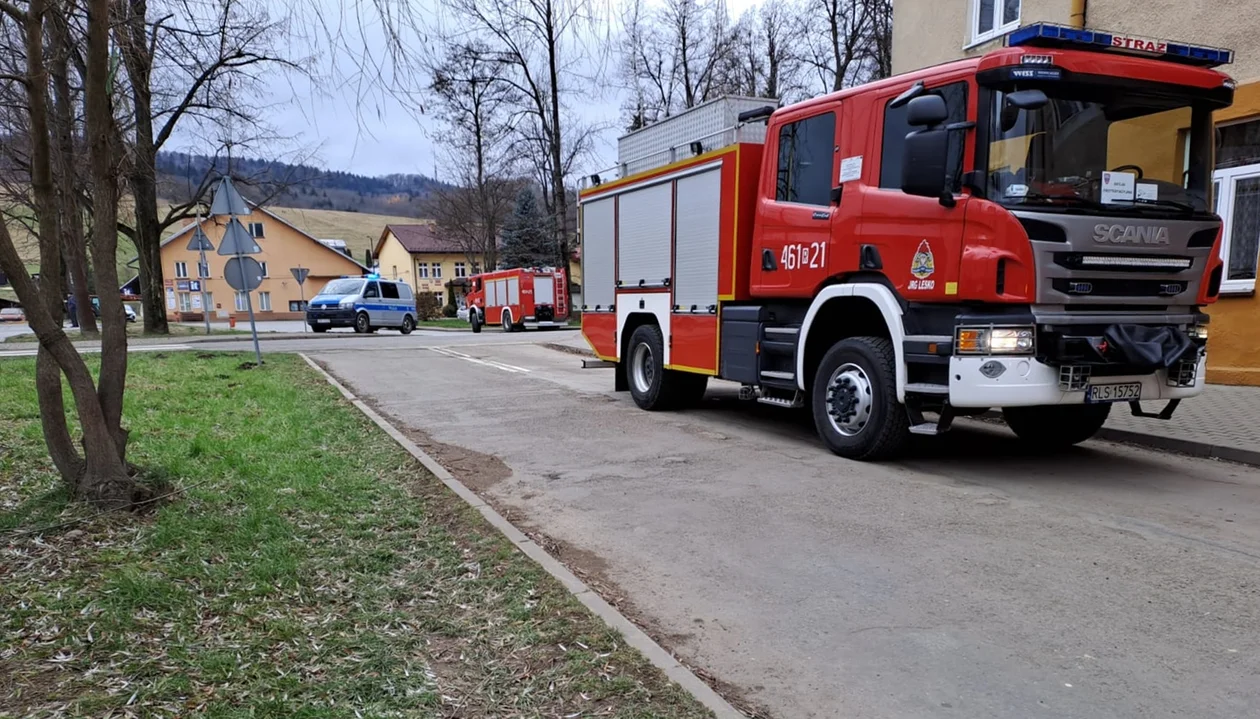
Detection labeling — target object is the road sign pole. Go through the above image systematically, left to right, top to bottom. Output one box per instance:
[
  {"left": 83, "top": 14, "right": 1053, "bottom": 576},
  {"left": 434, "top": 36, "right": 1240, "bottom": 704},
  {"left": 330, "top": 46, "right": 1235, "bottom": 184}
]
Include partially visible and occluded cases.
[
  {"left": 197, "top": 212, "right": 211, "bottom": 336},
  {"left": 236, "top": 250, "right": 263, "bottom": 365}
]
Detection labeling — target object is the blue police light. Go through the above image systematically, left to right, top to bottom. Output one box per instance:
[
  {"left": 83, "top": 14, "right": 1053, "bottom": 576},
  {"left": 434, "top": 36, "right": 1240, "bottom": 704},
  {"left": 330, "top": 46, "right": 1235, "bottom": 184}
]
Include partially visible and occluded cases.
[
  {"left": 1007, "top": 23, "right": 1233, "bottom": 68},
  {"left": 365, "top": 273, "right": 379, "bottom": 279}
]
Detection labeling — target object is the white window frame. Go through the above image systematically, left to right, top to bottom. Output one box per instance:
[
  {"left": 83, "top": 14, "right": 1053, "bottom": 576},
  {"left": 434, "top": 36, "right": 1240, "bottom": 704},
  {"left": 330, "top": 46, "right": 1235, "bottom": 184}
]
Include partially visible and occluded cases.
[
  {"left": 966, "top": 0, "right": 1020, "bottom": 48},
  {"left": 1215, "top": 162, "right": 1260, "bottom": 294},
  {"left": 248, "top": 222, "right": 265, "bottom": 238},
  {"left": 174, "top": 261, "right": 188, "bottom": 278},
  {"left": 197, "top": 261, "right": 210, "bottom": 278},
  {"left": 260, "top": 261, "right": 269, "bottom": 277},
  {"left": 417, "top": 262, "right": 429, "bottom": 278},
  {"left": 454, "top": 262, "right": 466, "bottom": 278},
  {"left": 432, "top": 263, "right": 442, "bottom": 279},
  {"left": 235, "top": 291, "right": 248, "bottom": 311},
  {"left": 258, "top": 291, "right": 272, "bottom": 311},
  {"left": 178, "top": 292, "right": 192, "bottom": 312}
]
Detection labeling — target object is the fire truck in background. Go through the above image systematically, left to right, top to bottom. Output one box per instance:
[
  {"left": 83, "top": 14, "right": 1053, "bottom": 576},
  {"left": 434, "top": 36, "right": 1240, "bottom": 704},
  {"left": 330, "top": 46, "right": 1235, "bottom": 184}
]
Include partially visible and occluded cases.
[
  {"left": 578, "top": 24, "right": 1234, "bottom": 460},
  {"left": 466, "top": 267, "right": 569, "bottom": 333}
]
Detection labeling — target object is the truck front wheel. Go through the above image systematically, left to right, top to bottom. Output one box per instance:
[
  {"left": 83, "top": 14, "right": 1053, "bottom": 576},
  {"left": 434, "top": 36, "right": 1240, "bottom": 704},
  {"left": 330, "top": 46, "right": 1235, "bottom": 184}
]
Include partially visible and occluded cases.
[
  {"left": 811, "top": 336, "right": 910, "bottom": 460},
  {"left": 1002, "top": 404, "right": 1111, "bottom": 449}
]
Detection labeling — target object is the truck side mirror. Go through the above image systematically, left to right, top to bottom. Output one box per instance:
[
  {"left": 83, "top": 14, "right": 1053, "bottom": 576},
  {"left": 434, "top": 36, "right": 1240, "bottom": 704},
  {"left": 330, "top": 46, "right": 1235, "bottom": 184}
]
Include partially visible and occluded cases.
[
  {"left": 906, "top": 95, "right": 948, "bottom": 127},
  {"left": 901, "top": 129, "right": 952, "bottom": 203}
]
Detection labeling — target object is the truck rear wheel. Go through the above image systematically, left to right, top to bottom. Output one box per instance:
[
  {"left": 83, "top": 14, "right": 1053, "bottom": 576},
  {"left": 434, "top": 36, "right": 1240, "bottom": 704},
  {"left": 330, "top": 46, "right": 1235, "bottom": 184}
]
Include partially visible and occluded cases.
[
  {"left": 501, "top": 310, "right": 514, "bottom": 333},
  {"left": 626, "top": 324, "right": 701, "bottom": 411},
  {"left": 811, "top": 336, "right": 910, "bottom": 460},
  {"left": 1002, "top": 404, "right": 1111, "bottom": 449}
]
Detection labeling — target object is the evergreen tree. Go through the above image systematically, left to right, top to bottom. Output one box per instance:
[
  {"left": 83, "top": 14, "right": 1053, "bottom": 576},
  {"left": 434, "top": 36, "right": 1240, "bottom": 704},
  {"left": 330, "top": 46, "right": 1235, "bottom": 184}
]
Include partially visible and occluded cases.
[{"left": 498, "top": 188, "right": 554, "bottom": 269}]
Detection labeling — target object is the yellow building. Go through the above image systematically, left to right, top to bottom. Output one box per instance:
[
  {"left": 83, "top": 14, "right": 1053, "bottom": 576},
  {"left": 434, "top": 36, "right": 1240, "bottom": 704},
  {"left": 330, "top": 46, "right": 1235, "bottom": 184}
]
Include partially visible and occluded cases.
[
  {"left": 892, "top": 0, "right": 1260, "bottom": 384},
  {"left": 160, "top": 205, "right": 367, "bottom": 321},
  {"left": 374, "top": 224, "right": 477, "bottom": 306}
]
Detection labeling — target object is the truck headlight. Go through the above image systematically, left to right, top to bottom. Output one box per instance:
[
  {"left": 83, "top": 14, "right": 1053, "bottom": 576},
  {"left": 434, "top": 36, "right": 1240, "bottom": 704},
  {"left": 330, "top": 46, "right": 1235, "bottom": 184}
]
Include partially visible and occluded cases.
[
  {"left": 1189, "top": 324, "right": 1208, "bottom": 340},
  {"left": 955, "top": 326, "right": 1035, "bottom": 355}
]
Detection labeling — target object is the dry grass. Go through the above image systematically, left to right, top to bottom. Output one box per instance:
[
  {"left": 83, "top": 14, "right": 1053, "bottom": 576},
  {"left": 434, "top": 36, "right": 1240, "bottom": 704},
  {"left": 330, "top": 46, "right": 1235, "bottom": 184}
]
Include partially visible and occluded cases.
[
  {"left": 263, "top": 207, "right": 430, "bottom": 261},
  {"left": 0, "top": 352, "right": 713, "bottom": 719}
]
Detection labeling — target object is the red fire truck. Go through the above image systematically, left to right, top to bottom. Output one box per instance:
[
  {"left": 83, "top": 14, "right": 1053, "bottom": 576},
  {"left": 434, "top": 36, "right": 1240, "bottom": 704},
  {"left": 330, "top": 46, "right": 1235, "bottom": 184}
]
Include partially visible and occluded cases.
[
  {"left": 579, "top": 24, "right": 1233, "bottom": 460},
  {"left": 466, "top": 267, "right": 569, "bottom": 333}
]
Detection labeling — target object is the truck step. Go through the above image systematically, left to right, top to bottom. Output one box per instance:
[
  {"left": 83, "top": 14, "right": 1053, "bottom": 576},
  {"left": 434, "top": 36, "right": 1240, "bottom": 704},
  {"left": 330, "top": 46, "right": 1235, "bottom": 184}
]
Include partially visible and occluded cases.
[
  {"left": 764, "top": 326, "right": 800, "bottom": 337},
  {"left": 760, "top": 370, "right": 795, "bottom": 380},
  {"left": 905, "top": 382, "right": 950, "bottom": 395},
  {"left": 757, "top": 391, "right": 805, "bottom": 409},
  {"left": 909, "top": 422, "right": 946, "bottom": 436}
]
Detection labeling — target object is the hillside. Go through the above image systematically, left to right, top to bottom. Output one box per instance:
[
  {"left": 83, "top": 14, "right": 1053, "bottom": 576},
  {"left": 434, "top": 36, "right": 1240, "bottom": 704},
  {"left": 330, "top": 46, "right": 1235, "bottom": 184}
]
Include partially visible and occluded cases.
[
  {"left": 156, "top": 152, "right": 447, "bottom": 217},
  {"left": 260, "top": 206, "right": 428, "bottom": 263}
]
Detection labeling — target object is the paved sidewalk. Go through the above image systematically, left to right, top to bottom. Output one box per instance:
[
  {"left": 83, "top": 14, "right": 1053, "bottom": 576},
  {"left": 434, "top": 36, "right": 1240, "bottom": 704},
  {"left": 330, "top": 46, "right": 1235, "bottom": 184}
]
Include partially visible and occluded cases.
[{"left": 1100, "top": 383, "right": 1260, "bottom": 465}]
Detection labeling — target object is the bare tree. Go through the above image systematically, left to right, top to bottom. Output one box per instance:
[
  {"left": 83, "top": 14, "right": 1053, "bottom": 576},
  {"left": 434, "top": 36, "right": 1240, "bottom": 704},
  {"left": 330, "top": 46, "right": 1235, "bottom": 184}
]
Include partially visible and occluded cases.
[
  {"left": 0, "top": 0, "right": 140, "bottom": 508},
  {"left": 113, "top": 0, "right": 303, "bottom": 334},
  {"left": 730, "top": 0, "right": 804, "bottom": 102},
  {"left": 801, "top": 0, "right": 892, "bottom": 94}
]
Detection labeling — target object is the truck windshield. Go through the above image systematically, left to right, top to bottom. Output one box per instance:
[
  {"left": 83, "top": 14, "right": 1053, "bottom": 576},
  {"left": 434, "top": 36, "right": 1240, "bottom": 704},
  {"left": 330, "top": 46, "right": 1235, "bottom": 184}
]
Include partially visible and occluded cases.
[
  {"left": 986, "top": 85, "right": 1216, "bottom": 217},
  {"left": 316, "top": 279, "right": 363, "bottom": 297}
]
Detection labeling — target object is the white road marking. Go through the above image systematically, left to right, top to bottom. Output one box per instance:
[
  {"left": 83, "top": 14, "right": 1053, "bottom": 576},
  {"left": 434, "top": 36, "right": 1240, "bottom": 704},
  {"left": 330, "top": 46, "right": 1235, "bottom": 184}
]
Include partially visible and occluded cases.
[
  {"left": 0, "top": 343, "right": 193, "bottom": 359},
  {"left": 429, "top": 346, "right": 532, "bottom": 374}
]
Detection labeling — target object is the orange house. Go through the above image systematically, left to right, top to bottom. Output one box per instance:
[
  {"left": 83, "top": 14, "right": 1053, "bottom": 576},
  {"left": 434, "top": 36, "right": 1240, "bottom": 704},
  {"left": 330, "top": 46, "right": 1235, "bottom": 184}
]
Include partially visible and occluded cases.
[{"left": 159, "top": 205, "right": 367, "bottom": 321}]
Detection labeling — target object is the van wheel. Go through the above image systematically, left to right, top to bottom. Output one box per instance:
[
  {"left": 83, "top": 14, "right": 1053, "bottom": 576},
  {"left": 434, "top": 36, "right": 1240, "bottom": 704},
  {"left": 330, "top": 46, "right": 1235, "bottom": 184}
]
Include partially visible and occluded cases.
[
  {"left": 470, "top": 311, "right": 482, "bottom": 333},
  {"left": 501, "top": 311, "right": 514, "bottom": 333},
  {"left": 354, "top": 312, "right": 370, "bottom": 334},
  {"left": 400, "top": 315, "right": 415, "bottom": 335},
  {"left": 811, "top": 336, "right": 910, "bottom": 460},
  {"left": 1002, "top": 404, "right": 1111, "bottom": 449}
]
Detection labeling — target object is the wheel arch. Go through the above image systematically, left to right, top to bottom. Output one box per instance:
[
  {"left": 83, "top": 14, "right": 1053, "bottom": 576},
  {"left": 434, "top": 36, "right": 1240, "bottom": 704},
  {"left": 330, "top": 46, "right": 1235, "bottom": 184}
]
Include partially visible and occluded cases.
[
  {"left": 796, "top": 284, "right": 906, "bottom": 401},
  {"left": 501, "top": 307, "right": 514, "bottom": 325}
]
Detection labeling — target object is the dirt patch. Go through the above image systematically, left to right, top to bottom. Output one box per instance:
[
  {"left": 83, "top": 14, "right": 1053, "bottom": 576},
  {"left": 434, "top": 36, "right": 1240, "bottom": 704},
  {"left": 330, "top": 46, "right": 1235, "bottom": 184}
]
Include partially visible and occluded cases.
[
  {"left": 542, "top": 342, "right": 594, "bottom": 358},
  {"left": 398, "top": 424, "right": 513, "bottom": 493}
]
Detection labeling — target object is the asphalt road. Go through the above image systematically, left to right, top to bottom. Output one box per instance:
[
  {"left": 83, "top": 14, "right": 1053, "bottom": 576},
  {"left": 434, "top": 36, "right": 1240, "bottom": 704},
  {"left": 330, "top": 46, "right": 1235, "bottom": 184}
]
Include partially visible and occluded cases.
[{"left": 313, "top": 338, "right": 1260, "bottom": 719}]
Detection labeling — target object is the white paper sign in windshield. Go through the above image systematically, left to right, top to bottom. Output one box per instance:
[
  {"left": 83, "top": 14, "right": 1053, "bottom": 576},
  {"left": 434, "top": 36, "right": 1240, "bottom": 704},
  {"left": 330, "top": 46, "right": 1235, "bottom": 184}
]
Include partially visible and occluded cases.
[{"left": 1101, "top": 171, "right": 1137, "bottom": 204}]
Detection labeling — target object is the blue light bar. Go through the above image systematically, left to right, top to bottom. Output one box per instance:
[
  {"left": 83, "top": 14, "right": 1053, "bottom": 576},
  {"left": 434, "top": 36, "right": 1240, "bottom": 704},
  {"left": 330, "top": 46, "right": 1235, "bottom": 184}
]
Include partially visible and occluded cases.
[{"left": 1007, "top": 23, "right": 1233, "bottom": 68}]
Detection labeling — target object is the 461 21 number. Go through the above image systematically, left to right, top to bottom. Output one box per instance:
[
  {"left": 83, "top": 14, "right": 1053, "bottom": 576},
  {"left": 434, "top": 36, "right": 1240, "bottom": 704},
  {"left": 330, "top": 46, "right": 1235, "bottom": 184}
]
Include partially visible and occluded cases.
[{"left": 780, "top": 242, "right": 827, "bottom": 271}]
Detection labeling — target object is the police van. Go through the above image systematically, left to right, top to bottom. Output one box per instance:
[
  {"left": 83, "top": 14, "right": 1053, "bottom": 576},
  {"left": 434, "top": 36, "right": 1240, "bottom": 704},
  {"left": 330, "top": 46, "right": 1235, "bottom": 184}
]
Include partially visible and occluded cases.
[{"left": 306, "top": 274, "right": 417, "bottom": 334}]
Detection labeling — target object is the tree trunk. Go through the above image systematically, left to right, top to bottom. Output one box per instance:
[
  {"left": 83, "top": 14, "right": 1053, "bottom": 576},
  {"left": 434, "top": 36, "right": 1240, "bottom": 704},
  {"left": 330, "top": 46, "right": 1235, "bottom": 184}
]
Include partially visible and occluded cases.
[
  {"left": 119, "top": 0, "right": 169, "bottom": 335},
  {"left": 544, "top": 0, "right": 571, "bottom": 276},
  {"left": 36, "top": 345, "right": 85, "bottom": 480}
]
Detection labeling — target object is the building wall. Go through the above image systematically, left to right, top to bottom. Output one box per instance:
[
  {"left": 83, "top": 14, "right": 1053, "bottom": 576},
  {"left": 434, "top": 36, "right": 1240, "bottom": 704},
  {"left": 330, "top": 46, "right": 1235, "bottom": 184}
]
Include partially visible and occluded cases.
[
  {"left": 160, "top": 208, "right": 363, "bottom": 321},
  {"left": 375, "top": 231, "right": 473, "bottom": 307}
]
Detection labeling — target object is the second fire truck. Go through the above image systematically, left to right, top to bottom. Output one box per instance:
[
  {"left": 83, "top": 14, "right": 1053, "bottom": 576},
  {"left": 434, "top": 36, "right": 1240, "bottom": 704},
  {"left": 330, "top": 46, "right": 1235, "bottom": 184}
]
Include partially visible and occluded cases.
[{"left": 578, "top": 24, "right": 1233, "bottom": 460}]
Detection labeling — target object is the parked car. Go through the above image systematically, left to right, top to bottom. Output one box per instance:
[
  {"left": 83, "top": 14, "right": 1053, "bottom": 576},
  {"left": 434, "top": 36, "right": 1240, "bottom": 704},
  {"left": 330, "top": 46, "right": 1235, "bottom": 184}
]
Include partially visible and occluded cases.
[{"left": 0, "top": 307, "right": 25, "bottom": 322}]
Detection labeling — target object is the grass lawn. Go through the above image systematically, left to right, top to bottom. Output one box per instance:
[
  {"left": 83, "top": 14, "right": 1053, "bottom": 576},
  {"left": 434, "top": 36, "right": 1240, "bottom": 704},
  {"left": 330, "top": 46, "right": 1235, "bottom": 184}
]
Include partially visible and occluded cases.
[
  {"left": 418, "top": 318, "right": 471, "bottom": 329},
  {"left": 3, "top": 324, "right": 249, "bottom": 343},
  {"left": 0, "top": 353, "right": 711, "bottom": 718}
]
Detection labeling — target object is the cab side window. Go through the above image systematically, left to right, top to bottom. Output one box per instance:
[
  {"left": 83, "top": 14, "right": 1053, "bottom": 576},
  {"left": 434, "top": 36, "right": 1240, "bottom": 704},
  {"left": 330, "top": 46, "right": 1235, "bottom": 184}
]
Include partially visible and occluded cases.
[
  {"left": 880, "top": 82, "right": 969, "bottom": 191},
  {"left": 775, "top": 112, "right": 836, "bottom": 206},
  {"left": 363, "top": 281, "right": 380, "bottom": 299},
  {"left": 381, "top": 282, "right": 400, "bottom": 300}
]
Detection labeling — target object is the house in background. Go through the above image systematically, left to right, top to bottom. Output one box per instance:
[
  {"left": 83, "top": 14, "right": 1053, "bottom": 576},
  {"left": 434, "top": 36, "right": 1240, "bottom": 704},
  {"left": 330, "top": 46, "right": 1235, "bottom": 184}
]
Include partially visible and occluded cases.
[
  {"left": 891, "top": 0, "right": 1260, "bottom": 384},
  {"left": 159, "top": 205, "right": 366, "bottom": 321},
  {"left": 374, "top": 224, "right": 474, "bottom": 307}
]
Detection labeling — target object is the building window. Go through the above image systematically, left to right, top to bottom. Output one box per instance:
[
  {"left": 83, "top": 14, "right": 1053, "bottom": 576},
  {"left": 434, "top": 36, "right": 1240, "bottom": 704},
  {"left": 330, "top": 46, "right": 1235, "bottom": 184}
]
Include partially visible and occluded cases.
[
  {"left": 970, "top": 0, "right": 1019, "bottom": 46},
  {"left": 880, "top": 82, "right": 969, "bottom": 191},
  {"left": 775, "top": 112, "right": 836, "bottom": 206},
  {"left": 1210, "top": 119, "right": 1260, "bottom": 293},
  {"left": 248, "top": 222, "right": 265, "bottom": 239},
  {"left": 174, "top": 261, "right": 188, "bottom": 278},
  {"left": 197, "top": 261, "right": 210, "bottom": 278},
  {"left": 260, "top": 261, "right": 269, "bottom": 277},
  {"left": 417, "top": 262, "right": 429, "bottom": 278},
  {"left": 454, "top": 262, "right": 467, "bottom": 278},
  {"left": 432, "top": 263, "right": 442, "bottom": 279},
  {"left": 235, "top": 291, "right": 248, "bottom": 311},
  {"left": 178, "top": 292, "right": 191, "bottom": 312},
  {"left": 205, "top": 292, "right": 214, "bottom": 311},
  {"left": 258, "top": 292, "right": 272, "bottom": 311},
  {"left": 433, "top": 292, "right": 444, "bottom": 304},
  {"left": 290, "top": 300, "right": 307, "bottom": 312}
]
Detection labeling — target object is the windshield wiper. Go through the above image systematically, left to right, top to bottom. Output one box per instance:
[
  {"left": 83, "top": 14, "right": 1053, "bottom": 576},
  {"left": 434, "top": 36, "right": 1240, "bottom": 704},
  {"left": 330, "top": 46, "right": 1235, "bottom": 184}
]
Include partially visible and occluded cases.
[
  {"left": 1007, "top": 192, "right": 1104, "bottom": 209},
  {"left": 1121, "top": 197, "right": 1198, "bottom": 213}
]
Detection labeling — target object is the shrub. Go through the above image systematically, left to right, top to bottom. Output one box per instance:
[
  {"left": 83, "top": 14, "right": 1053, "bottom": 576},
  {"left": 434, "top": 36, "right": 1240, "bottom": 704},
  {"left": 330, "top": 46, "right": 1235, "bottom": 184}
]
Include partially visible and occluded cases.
[
  {"left": 415, "top": 293, "right": 441, "bottom": 321},
  {"left": 442, "top": 303, "right": 457, "bottom": 318}
]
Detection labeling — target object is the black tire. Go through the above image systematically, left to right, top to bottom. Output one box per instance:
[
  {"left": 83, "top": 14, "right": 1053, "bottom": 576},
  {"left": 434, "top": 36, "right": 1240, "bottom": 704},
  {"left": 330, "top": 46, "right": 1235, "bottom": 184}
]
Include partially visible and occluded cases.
[
  {"left": 501, "top": 310, "right": 514, "bottom": 333},
  {"left": 470, "top": 311, "right": 482, "bottom": 334},
  {"left": 354, "top": 312, "right": 370, "bottom": 334},
  {"left": 400, "top": 314, "right": 415, "bottom": 335},
  {"left": 625, "top": 324, "right": 706, "bottom": 411},
  {"left": 310, "top": 325, "right": 328, "bottom": 333},
  {"left": 810, "top": 336, "right": 910, "bottom": 460},
  {"left": 1002, "top": 404, "right": 1111, "bottom": 449}
]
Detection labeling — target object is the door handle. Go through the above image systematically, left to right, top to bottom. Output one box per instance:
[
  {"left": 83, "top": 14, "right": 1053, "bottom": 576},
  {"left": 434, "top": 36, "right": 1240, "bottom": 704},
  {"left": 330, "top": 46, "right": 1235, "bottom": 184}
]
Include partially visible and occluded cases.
[{"left": 762, "top": 249, "right": 777, "bottom": 271}]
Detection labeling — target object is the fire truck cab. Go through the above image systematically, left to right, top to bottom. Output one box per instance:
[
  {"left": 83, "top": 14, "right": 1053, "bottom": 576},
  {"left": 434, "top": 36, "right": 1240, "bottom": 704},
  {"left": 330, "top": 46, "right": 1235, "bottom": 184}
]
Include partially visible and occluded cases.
[{"left": 579, "top": 25, "right": 1235, "bottom": 460}]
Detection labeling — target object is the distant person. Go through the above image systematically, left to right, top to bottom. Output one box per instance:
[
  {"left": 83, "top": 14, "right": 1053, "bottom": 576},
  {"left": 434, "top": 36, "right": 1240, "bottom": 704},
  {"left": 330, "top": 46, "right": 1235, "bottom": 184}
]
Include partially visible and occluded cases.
[{"left": 66, "top": 294, "right": 78, "bottom": 328}]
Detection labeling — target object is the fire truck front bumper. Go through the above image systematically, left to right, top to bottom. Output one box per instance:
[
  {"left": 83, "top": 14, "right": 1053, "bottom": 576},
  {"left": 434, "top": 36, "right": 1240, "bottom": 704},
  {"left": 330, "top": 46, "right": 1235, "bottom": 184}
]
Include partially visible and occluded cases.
[{"left": 947, "top": 353, "right": 1207, "bottom": 408}]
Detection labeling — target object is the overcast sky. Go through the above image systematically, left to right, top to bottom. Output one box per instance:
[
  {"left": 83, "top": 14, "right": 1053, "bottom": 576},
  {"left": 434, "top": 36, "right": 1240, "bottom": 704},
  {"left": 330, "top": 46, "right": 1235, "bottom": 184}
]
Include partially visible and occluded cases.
[{"left": 166, "top": 0, "right": 765, "bottom": 180}]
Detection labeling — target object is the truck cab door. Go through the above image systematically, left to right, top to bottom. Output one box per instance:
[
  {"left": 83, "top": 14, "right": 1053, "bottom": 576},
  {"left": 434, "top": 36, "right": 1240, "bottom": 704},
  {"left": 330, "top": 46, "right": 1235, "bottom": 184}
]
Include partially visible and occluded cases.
[
  {"left": 860, "top": 79, "right": 973, "bottom": 301},
  {"left": 751, "top": 108, "right": 839, "bottom": 297}
]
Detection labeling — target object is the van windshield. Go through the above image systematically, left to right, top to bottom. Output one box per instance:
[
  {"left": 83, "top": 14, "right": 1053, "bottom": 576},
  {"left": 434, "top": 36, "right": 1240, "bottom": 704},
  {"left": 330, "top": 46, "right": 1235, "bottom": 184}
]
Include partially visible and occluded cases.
[
  {"left": 986, "top": 83, "right": 1217, "bottom": 217},
  {"left": 316, "top": 279, "right": 364, "bottom": 297}
]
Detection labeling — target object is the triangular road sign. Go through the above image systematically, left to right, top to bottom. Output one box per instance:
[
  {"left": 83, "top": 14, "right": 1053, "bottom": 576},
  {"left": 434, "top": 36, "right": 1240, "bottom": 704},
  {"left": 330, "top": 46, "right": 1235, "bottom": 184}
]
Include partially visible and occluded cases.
[
  {"left": 209, "top": 176, "right": 250, "bottom": 217},
  {"left": 217, "top": 217, "right": 262, "bottom": 256},
  {"left": 186, "top": 225, "right": 214, "bottom": 252},
  {"left": 290, "top": 267, "right": 310, "bottom": 285}
]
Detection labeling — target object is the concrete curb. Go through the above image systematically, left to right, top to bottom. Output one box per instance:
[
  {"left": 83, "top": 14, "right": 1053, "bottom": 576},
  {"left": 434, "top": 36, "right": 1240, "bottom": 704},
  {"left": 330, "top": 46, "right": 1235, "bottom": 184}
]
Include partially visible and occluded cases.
[
  {"left": 298, "top": 353, "right": 746, "bottom": 719},
  {"left": 980, "top": 411, "right": 1260, "bottom": 468}
]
